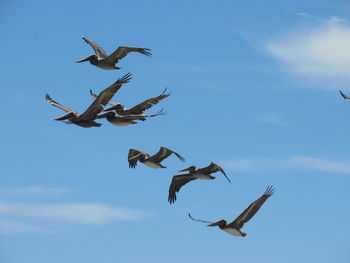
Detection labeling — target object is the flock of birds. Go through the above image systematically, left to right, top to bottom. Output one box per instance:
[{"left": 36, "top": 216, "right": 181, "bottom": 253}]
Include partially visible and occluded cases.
[{"left": 45, "top": 36, "right": 275, "bottom": 237}]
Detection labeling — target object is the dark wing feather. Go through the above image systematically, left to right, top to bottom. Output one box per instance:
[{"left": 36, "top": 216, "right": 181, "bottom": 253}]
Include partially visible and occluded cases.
[
  {"left": 82, "top": 36, "right": 107, "bottom": 59},
  {"left": 104, "top": 46, "right": 152, "bottom": 64},
  {"left": 78, "top": 73, "right": 132, "bottom": 121},
  {"left": 124, "top": 88, "right": 170, "bottom": 115},
  {"left": 90, "top": 89, "right": 119, "bottom": 107},
  {"left": 339, "top": 90, "right": 350, "bottom": 101},
  {"left": 45, "top": 93, "right": 76, "bottom": 114},
  {"left": 148, "top": 147, "right": 185, "bottom": 163},
  {"left": 128, "top": 148, "right": 150, "bottom": 168},
  {"left": 197, "top": 162, "right": 230, "bottom": 182},
  {"left": 168, "top": 174, "right": 196, "bottom": 204},
  {"left": 228, "top": 186, "right": 274, "bottom": 229}
]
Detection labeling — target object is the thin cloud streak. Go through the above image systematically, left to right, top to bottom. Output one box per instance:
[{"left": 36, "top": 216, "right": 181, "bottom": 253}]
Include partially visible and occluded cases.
[
  {"left": 265, "top": 16, "right": 350, "bottom": 86},
  {"left": 256, "top": 112, "right": 290, "bottom": 126},
  {"left": 222, "top": 156, "right": 350, "bottom": 174},
  {"left": 0, "top": 187, "right": 72, "bottom": 196},
  {"left": 0, "top": 202, "right": 147, "bottom": 225},
  {"left": 0, "top": 220, "right": 50, "bottom": 234}
]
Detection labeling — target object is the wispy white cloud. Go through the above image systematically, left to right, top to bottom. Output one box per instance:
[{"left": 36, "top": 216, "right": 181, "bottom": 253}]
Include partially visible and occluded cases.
[
  {"left": 286, "top": 8, "right": 322, "bottom": 21},
  {"left": 265, "top": 16, "right": 350, "bottom": 87},
  {"left": 256, "top": 112, "right": 290, "bottom": 126},
  {"left": 222, "top": 156, "right": 350, "bottom": 174},
  {"left": 0, "top": 187, "right": 72, "bottom": 196},
  {"left": 0, "top": 202, "right": 146, "bottom": 225},
  {"left": 0, "top": 220, "right": 50, "bottom": 234}
]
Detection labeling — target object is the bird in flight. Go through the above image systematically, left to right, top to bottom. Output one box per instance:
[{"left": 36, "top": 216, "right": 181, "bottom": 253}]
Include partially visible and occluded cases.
[
  {"left": 76, "top": 36, "right": 151, "bottom": 70},
  {"left": 45, "top": 73, "right": 132, "bottom": 127},
  {"left": 90, "top": 88, "right": 169, "bottom": 126},
  {"left": 339, "top": 90, "right": 350, "bottom": 101},
  {"left": 128, "top": 147, "right": 185, "bottom": 169},
  {"left": 168, "top": 162, "right": 230, "bottom": 204},
  {"left": 188, "top": 186, "right": 275, "bottom": 237}
]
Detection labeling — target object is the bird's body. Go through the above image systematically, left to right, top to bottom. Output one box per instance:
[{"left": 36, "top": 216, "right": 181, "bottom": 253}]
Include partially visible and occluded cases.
[
  {"left": 76, "top": 36, "right": 151, "bottom": 70},
  {"left": 46, "top": 73, "right": 132, "bottom": 128},
  {"left": 128, "top": 147, "right": 185, "bottom": 169},
  {"left": 168, "top": 162, "right": 230, "bottom": 204},
  {"left": 188, "top": 186, "right": 275, "bottom": 237}
]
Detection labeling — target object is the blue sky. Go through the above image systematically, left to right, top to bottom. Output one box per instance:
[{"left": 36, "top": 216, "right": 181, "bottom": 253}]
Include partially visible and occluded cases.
[{"left": 1, "top": 0, "right": 350, "bottom": 262}]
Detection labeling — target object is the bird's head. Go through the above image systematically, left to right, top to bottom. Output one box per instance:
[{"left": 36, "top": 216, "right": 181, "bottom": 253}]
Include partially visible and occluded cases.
[
  {"left": 103, "top": 103, "right": 124, "bottom": 113},
  {"left": 179, "top": 166, "right": 196, "bottom": 173},
  {"left": 207, "top": 220, "right": 227, "bottom": 228}
]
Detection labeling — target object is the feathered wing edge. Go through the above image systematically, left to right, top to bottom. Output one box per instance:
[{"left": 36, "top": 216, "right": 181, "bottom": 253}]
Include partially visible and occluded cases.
[{"left": 229, "top": 186, "right": 275, "bottom": 229}]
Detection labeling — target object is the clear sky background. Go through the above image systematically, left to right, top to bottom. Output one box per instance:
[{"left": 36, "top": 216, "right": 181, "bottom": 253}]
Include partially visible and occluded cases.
[{"left": 1, "top": 0, "right": 350, "bottom": 262}]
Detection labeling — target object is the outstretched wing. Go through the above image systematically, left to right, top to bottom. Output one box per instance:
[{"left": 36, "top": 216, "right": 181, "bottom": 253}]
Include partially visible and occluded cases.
[
  {"left": 81, "top": 36, "right": 107, "bottom": 59},
  {"left": 104, "top": 46, "right": 152, "bottom": 64},
  {"left": 78, "top": 73, "right": 132, "bottom": 121},
  {"left": 124, "top": 88, "right": 170, "bottom": 115},
  {"left": 339, "top": 90, "right": 350, "bottom": 101},
  {"left": 45, "top": 94, "right": 76, "bottom": 113},
  {"left": 148, "top": 146, "right": 185, "bottom": 163},
  {"left": 128, "top": 148, "right": 150, "bottom": 169},
  {"left": 198, "top": 162, "right": 230, "bottom": 183},
  {"left": 168, "top": 174, "right": 196, "bottom": 204},
  {"left": 228, "top": 186, "right": 274, "bottom": 229},
  {"left": 188, "top": 213, "right": 215, "bottom": 224}
]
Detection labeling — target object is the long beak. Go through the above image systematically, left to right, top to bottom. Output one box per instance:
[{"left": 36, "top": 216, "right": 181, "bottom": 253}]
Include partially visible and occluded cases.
[
  {"left": 75, "top": 55, "right": 94, "bottom": 63},
  {"left": 103, "top": 105, "right": 120, "bottom": 112},
  {"left": 54, "top": 112, "right": 75, "bottom": 121},
  {"left": 179, "top": 167, "right": 191, "bottom": 172},
  {"left": 219, "top": 169, "right": 231, "bottom": 183},
  {"left": 223, "top": 173, "right": 231, "bottom": 183},
  {"left": 207, "top": 222, "right": 221, "bottom": 227}
]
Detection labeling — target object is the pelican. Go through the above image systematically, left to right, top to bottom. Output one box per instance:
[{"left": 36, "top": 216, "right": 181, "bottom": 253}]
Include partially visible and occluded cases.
[
  {"left": 76, "top": 36, "right": 151, "bottom": 70},
  {"left": 45, "top": 73, "right": 132, "bottom": 128},
  {"left": 90, "top": 88, "right": 169, "bottom": 126},
  {"left": 90, "top": 88, "right": 170, "bottom": 115},
  {"left": 339, "top": 90, "right": 350, "bottom": 101},
  {"left": 95, "top": 109, "right": 165, "bottom": 126},
  {"left": 128, "top": 147, "right": 185, "bottom": 169},
  {"left": 168, "top": 162, "right": 230, "bottom": 204},
  {"left": 188, "top": 186, "right": 275, "bottom": 237}
]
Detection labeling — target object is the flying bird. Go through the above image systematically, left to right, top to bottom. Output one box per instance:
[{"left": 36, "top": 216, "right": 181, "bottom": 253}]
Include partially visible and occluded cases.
[
  {"left": 76, "top": 36, "right": 151, "bottom": 70},
  {"left": 45, "top": 73, "right": 132, "bottom": 127},
  {"left": 90, "top": 88, "right": 169, "bottom": 126},
  {"left": 90, "top": 88, "right": 170, "bottom": 115},
  {"left": 339, "top": 90, "right": 350, "bottom": 101},
  {"left": 95, "top": 109, "right": 165, "bottom": 126},
  {"left": 128, "top": 147, "right": 185, "bottom": 169},
  {"left": 168, "top": 162, "right": 231, "bottom": 204},
  {"left": 188, "top": 186, "right": 275, "bottom": 237}
]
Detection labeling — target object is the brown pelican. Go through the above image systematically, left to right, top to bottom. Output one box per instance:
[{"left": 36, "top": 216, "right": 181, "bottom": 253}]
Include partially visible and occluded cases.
[
  {"left": 76, "top": 36, "right": 151, "bottom": 70},
  {"left": 45, "top": 73, "right": 132, "bottom": 128},
  {"left": 90, "top": 88, "right": 169, "bottom": 126},
  {"left": 90, "top": 88, "right": 169, "bottom": 114},
  {"left": 339, "top": 90, "right": 350, "bottom": 101},
  {"left": 95, "top": 109, "right": 165, "bottom": 126},
  {"left": 128, "top": 147, "right": 185, "bottom": 169},
  {"left": 168, "top": 162, "right": 230, "bottom": 204},
  {"left": 188, "top": 186, "right": 275, "bottom": 237}
]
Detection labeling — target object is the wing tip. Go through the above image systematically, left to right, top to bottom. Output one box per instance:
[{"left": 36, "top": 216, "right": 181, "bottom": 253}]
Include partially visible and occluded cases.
[{"left": 265, "top": 185, "right": 275, "bottom": 196}]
